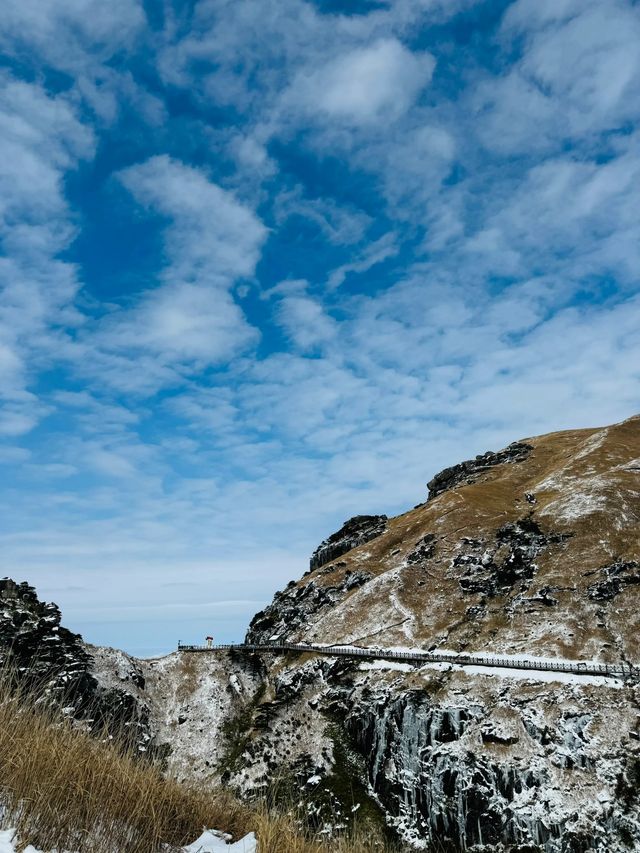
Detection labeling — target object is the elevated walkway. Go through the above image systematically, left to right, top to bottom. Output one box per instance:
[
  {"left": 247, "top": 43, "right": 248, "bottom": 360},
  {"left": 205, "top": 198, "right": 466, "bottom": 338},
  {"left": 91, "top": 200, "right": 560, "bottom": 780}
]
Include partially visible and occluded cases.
[{"left": 177, "top": 642, "right": 637, "bottom": 681}]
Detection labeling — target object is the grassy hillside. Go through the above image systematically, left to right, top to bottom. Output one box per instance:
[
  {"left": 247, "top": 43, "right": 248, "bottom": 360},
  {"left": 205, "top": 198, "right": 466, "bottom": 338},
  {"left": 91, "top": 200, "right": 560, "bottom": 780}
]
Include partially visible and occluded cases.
[{"left": 271, "top": 415, "right": 640, "bottom": 659}]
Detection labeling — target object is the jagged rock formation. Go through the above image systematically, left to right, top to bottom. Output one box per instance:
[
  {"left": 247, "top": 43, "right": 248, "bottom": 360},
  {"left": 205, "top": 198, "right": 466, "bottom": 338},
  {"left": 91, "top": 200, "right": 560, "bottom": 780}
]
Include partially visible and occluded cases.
[
  {"left": 12, "top": 415, "right": 640, "bottom": 851},
  {"left": 427, "top": 441, "right": 533, "bottom": 500},
  {"left": 309, "top": 514, "right": 388, "bottom": 570},
  {"left": 454, "top": 518, "right": 572, "bottom": 598},
  {"left": 587, "top": 560, "right": 640, "bottom": 601},
  {"left": 246, "top": 569, "right": 372, "bottom": 644},
  {"left": 0, "top": 579, "right": 153, "bottom": 752},
  {"left": 0, "top": 579, "right": 94, "bottom": 699}
]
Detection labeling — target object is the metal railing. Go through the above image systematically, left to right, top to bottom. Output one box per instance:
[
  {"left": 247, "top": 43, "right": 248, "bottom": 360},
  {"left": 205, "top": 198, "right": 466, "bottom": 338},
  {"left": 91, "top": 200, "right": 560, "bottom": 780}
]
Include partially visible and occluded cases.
[{"left": 176, "top": 641, "right": 638, "bottom": 681}]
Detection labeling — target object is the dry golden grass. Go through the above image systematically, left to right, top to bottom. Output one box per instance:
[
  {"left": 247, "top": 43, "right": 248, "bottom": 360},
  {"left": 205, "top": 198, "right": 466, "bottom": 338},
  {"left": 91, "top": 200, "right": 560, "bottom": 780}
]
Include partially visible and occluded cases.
[
  {"left": 0, "top": 670, "right": 407, "bottom": 852},
  {"left": 0, "top": 675, "right": 249, "bottom": 851},
  {"left": 251, "top": 809, "right": 401, "bottom": 852}
]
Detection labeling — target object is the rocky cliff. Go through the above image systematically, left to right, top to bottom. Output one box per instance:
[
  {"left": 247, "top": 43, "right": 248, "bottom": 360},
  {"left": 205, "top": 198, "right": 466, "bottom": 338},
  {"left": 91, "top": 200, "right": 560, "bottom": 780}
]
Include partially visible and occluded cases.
[
  {"left": 4, "top": 415, "right": 640, "bottom": 852},
  {"left": 309, "top": 514, "right": 388, "bottom": 571},
  {"left": 0, "top": 579, "right": 154, "bottom": 752}
]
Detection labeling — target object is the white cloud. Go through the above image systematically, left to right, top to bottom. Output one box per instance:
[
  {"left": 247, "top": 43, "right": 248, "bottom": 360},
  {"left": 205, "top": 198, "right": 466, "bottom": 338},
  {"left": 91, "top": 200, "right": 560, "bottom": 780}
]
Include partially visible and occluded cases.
[
  {"left": 0, "top": 0, "right": 145, "bottom": 73},
  {"left": 0, "top": 0, "right": 163, "bottom": 129},
  {"left": 2, "top": 0, "right": 640, "bottom": 658},
  {"left": 475, "top": 0, "right": 640, "bottom": 154},
  {"left": 294, "top": 38, "right": 435, "bottom": 124},
  {"left": 0, "top": 74, "right": 92, "bottom": 437},
  {"left": 0, "top": 77, "right": 93, "bottom": 256},
  {"left": 230, "top": 133, "right": 277, "bottom": 177},
  {"left": 459, "top": 139, "right": 640, "bottom": 287},
  {"left": 78, "top": 156, "right": 269, "bottom": 378},
  {"left": 119, "top": 156, "right": 267, "bottom": 282},
  {"left": 273, "top": 187, "right": 372, "bottom": 246},
  {"left": 327, "top": 232, "right": 398, "bottom": 289},
  {"left": 104, "top": 283, "right": 259, "bottom": 364},
  {"left": 275, "top": 294, "right": 338, "bottom": 351}
]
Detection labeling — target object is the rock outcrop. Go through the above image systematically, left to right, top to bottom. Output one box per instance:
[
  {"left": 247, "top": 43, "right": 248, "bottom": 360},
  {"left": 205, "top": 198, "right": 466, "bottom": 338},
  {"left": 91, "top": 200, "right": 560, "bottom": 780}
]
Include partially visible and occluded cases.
[
  {"left": 222, "top": 415, "right": 640, "bottom": 850},
  {"left": 427, "top": 441, "right": 533, "bottom": 500},
  {"left": 309, "top": 514, "right": 388, "bottom": 570},
  {"left": 454, "top": 517, "right": 572, "bottom": 598},
  {"left": 246, "top": 569, "right": 372, "bottom": 644},
  {"left": 0, "top": 578, "right": 153, "bottom": 752}
]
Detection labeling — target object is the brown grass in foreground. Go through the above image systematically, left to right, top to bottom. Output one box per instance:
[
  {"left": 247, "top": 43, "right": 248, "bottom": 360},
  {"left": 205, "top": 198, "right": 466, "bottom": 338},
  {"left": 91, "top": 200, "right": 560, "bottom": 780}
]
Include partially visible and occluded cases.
[{"left": 0, "top": 672, "right": 406, "bottom": 852}]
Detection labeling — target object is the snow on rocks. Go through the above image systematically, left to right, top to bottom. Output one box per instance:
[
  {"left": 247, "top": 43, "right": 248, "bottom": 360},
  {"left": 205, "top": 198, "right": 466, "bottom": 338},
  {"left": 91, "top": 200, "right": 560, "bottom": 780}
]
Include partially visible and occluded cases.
[
  {"left": 0, "top": 580, "right": 153, "bottom": 753},
  {"left": 359, "top": 661, "right": 415, "bottom": 673},
  {"left": 0, "top": 828, "right": 257, "bottom": 853}
]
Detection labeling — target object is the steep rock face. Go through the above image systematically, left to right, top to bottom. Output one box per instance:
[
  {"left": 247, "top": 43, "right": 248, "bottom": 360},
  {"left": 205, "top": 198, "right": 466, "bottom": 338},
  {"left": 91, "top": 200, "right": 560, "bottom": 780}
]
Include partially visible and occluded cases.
[
  {"left": 309, "top": 515, "right": 388, "bottom": 571},
  {"left": 246, "top": 570, "right": 372, "bottom": 644},
  {"left": 0, "top": 579, "right": 153, "bottom": 751},
  {"left": 214, "top": 652, "right": 640, "bottom": 851},
  {"left": 343, "top": 672, "right": 640, "bottom": 852}
]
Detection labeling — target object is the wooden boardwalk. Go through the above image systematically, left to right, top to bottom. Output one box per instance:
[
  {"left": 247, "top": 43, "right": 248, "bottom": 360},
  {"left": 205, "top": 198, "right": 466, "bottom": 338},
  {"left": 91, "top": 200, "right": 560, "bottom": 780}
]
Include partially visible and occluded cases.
[{"left": 177, "top": 641, "right": 638, "bottom": 681}]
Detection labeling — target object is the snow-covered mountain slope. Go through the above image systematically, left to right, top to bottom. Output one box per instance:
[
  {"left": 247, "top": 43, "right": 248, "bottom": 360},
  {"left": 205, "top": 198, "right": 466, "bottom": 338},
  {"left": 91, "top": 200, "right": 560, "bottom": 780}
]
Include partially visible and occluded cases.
[{"left": 89, "top": 645, "right": 265, "bottom": 783}]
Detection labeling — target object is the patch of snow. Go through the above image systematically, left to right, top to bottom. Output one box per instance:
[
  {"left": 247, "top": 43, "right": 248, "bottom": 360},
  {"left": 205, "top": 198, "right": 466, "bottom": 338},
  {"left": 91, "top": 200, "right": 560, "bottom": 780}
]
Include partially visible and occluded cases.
[
  {"left": 573, "top": 429, "right": 608, "bottom": 461},
  {"left": 617, "top": 457, "right": 640, "bottom": 475},
  {"left": 540, "top": 487, "right": 609, "bottom": 522},
  {"left": 388, "top": 571, "right": 415, "bottom": 642},
  {"left": 430, "top": 648, "right": 613, "bottom": 668},
  {"left": 359, "top": 661, "right": 415, "bottom": 672},
  {"left": 419, "top": 662, "right": 624, "bottom": 687},
  {"left": 0, "top": 828, "right": 257, "bottom": 853},
  {"left": 183, "top": 829, "right": 257, "bottom": 852},
  {"left": 0, "top": 830, "right": 47, "bottom": 853}
]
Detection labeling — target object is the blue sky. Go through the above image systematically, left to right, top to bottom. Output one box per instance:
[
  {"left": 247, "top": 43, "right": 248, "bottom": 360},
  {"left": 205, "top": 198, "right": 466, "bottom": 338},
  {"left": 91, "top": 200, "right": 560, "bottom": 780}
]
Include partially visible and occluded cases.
[{"left": 1, "top": 0, "right": 639, "bottom": 656}]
